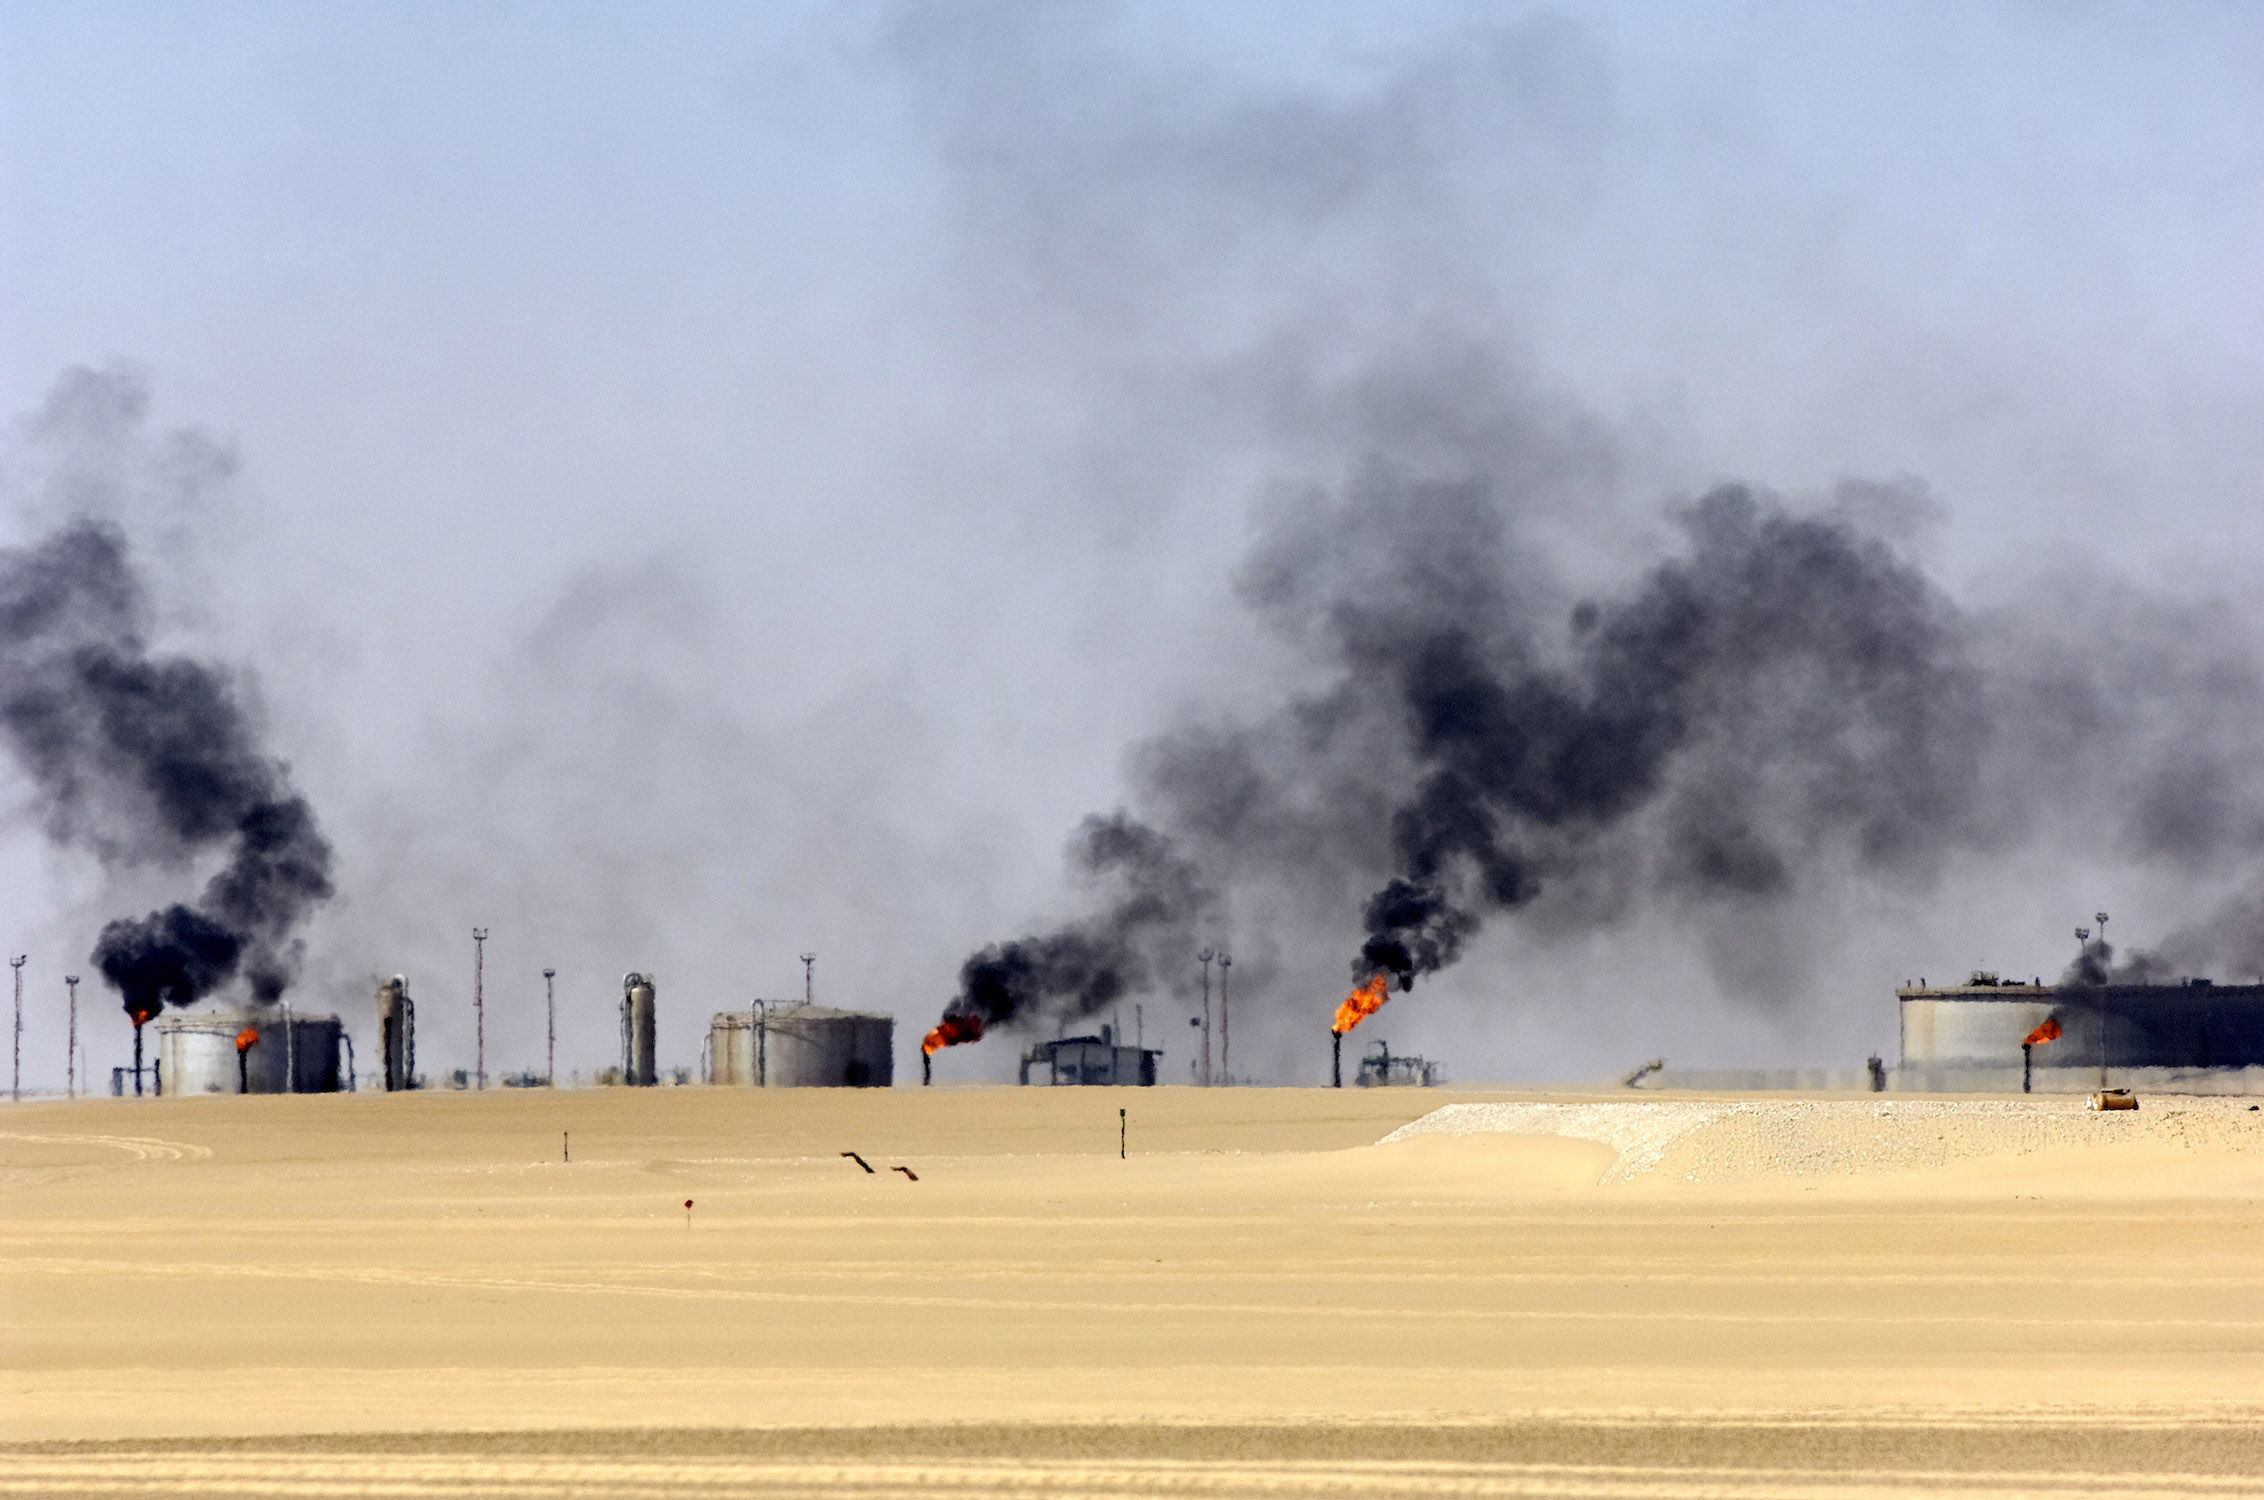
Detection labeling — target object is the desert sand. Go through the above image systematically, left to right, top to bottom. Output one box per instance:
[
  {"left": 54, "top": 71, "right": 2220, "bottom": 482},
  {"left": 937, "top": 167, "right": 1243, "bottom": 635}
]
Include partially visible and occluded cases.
[{"left": 5, "top": 1082, "right": 2264, "bottom": 1496}]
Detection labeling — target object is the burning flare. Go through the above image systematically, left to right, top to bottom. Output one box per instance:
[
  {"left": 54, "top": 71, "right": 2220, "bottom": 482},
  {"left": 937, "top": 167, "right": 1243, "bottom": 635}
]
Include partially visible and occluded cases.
[
  {"left": 1333, "top": 973, "right": 1391, "bottom": 1036},
  {"left": 921, "top": 1013, "right": 985, "bottom": 1056},
  {"left": 2023, "top": 1017, "right": 2063, "bottom": 1046},
  {"left": 234, "top": 1026, "right": 259, "bottom": 1053}
]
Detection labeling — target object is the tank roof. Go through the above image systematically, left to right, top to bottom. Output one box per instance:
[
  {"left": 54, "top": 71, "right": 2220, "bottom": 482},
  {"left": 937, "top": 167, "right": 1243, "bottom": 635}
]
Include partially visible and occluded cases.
[
  {"left": 1898, "top": 980, "right": 2264, "bottom": 1000},
  {"left": 710, "top": 1003, "right": 892, "bottom": 1024},
  {"left": 152, "top": 1007, "right": 343, "bottom": 1029}
]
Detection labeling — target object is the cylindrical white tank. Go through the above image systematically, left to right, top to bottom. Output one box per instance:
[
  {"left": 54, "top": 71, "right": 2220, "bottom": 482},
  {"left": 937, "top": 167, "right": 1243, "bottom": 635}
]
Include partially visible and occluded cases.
[
  {"left": 621, "top": 973, "right": 657, "bottom": 1087},
  {"left": 376, "top": 975, "right": 415, "bottom": 1091},
  {"left": 1899, "top": 992, "right": 2060, "bottom": 1066},
  {"left": 710, "top": 1005, "right": 892, "bottom": 1087},
  {"left": 154, "top": 1009, "right": 345, "bottom": 1094},
  {"left": 708, "top": 1013, "right": 754, "bottom": 1085},
  {"left": 156, "top": 1014, "right": 239, "bottom": 1096}
]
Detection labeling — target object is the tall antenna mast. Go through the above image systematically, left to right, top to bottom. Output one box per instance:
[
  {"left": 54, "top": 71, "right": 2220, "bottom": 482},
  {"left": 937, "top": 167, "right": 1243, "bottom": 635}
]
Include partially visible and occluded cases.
[
  {"left": 2095, "top": 910, "right": 2110, "bottom": 1088},
  {"left": 472, "top": 929, "right": 489, "bottom": 1090},
  {"left": 1197, "top": 949, "right": 1214, "bottom": 1087},
  {"left": 1217, "top": 952, "right": 1232, "bottom": 1087},
  {"left": 9, "top": 955, "right": 22, "bottom": 1103},
  {"left": 64, "top": 975, "right": 79, "bottom": 1100}
]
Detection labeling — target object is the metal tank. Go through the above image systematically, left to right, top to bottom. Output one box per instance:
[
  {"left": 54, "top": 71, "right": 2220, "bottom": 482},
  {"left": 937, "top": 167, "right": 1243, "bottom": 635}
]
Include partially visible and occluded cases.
[
  {"left": 621, "top": 972, "right": 657, "bottom": 1086},
  {"left": 376, "top": 975, "right": 416, "bottom": 1091},
  {"left": 1898, "top": 975, "right": 2264, "bottom": 1080},
  {"left": 1897, "top": 979, "right": 2059, "bottom": 1068},
  {"left": 708, "top": 1004, "right": 892, "bottom": 1087},
  {"left": 154, "top": 1009, "right": 345, "bottom": 1094}
]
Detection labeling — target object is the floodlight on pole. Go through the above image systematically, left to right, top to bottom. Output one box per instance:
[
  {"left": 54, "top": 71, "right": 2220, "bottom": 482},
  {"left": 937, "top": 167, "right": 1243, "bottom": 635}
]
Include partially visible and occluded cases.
[
  {"left": 2095, "top": 911, "right": 2110, "bottom": 1087},
  {"left": 472, "top": 929, "right": 489, "bottom": 1090},
  {"left": 1197, "top": 949, "right": 1215, "bottom": 1087},
  {"left": 1217, "top": 952, "right": 1232, "bottom": 1086},
  {"left": 800, "top": 953, "right": 816, "bottom": 1007},
  {"left": 8, "top": 955, "right": 22, "bottom": 1104},
  {"left": 542, "top": 968, "right": 556, "bottom": 1086},
  {"left": 65, "top": 975, "right": 79, "bottom": 1100}
]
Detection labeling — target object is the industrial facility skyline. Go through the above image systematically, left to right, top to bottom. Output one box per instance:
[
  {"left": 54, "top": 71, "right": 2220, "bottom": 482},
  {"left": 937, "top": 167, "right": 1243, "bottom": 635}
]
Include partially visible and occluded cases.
[{"left": 4, "top": 4, "right": 2264, "bottom": 1089}]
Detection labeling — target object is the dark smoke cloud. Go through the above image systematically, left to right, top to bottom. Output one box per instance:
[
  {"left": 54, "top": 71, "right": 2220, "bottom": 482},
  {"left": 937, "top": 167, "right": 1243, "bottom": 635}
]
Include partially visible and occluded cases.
[
  {"left": 952, "top": 448, "right": 2264, "bottom": 1038},
  {"left": 1119, "top": 473, "right": 1990, "bottom": 998},
  {"left": 1329, "top": 481, "right": 1987, "bottom": 988},
  {"left": 0, "top": 515, "right": 334, "bottom": 1019},
  {"left": 942, "top": 810, "right": 1214, "bottom": 1033},
  {"left": 2076, "top": 893, "right": 2264, "bottom": 989}
]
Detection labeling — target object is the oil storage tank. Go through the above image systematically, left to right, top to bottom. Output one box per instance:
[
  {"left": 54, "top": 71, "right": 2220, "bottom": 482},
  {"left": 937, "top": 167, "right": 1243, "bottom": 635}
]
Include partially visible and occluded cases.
[
  {"left": 621, "top": 972, "right": 657, "bottom": 1086},
  {"left": 1897, "top": 972, "right": 2264, "bottom": 1091},
  {"left": 376, "top": 975, "right": 415, "bottom": 1091},
  {"left": 708, "top": 1004, "right": 892, "bottom": 1087},
  {"left": 154, "top": 1009, "right": 345, "bottom": 1095}
]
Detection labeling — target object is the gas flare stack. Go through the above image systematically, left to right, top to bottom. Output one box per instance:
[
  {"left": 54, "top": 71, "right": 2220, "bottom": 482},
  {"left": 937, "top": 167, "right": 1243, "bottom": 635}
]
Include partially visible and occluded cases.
[
  {"left": 1330, "top": 974, "right": 1391, "bottom": 1088},
  {"left": 920, "top": 1013, "right": 985, "bottom": 1085}
]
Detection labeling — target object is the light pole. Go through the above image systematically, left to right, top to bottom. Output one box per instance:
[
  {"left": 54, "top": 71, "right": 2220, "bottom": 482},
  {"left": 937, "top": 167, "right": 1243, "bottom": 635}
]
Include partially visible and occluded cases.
[
  {"left": 2095, "top": 910, "right": 2110, "bottom": 1088},
  {"left": 2075, "top": 924, "right": 2093, "bottom": 1090},
  {"left": 472, "top": 929, "right": 489, "bottom": 1090},
  {"left": 1197, "top": 949, "right": 1214, "bottom": 1087},
  {"left": 1217, "top": 952, "right": 1232, "bottom": 1086},
  {"left": 800, "top": 953, "right": 816, "bottom": 1007},
  {"left": 9, "top": 955, "right": 22, "bottom": 1103},
  {"left": 542, "top": 968, "right": 556, "bottom": 1086},
  {"left": 65, "top": 975, "right": 78, "bottom": 1100}
]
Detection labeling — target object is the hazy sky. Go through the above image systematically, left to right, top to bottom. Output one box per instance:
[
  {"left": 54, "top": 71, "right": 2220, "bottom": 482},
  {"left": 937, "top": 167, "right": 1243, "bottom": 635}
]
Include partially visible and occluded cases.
[{"left": 3, "top": 2, "right": 2260, "bottom": 1089}]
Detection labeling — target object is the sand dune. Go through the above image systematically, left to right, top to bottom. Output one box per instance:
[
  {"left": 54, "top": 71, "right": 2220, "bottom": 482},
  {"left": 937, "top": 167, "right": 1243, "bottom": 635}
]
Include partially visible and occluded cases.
[{"left": 5, "top": 1084, "right": 2263, "bottom": 1496}]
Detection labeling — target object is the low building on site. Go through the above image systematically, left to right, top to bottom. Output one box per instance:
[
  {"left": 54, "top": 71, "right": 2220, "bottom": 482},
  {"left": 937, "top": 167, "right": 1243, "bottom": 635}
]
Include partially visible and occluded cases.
[{"left": 1019, "top": 1027, "right": 1159, "bottom": 1086}]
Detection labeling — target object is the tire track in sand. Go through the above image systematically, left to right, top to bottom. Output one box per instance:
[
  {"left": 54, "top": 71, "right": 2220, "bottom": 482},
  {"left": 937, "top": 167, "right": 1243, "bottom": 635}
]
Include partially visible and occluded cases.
[{"left": 0, "top": 1132, "right": 212, "bottom": 1162}]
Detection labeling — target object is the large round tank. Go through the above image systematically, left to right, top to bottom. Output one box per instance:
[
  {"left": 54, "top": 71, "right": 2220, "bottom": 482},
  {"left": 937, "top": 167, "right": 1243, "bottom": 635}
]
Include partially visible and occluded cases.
[
  {"left": 621, "top": 973, "right": 657, "bottom": 1087},
  {"left": 376, "top": 975, "right": 416, "bottom": 1091},
  {"left": 1899, "top": 978, "right": 2264, "bottom": 1075},
  {"left": 1898, "top": 986, "right": 2058, "bottom": 1066},
  {"left": 710, "top": 1005, "right": 892, "bottom": 1087},
  {"left": 154, "top": 1009, "right": 344, "bottom": 1095}
]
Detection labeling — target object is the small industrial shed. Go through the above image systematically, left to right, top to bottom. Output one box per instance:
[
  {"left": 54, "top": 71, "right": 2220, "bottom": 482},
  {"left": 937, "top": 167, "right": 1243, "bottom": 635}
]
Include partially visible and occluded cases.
[{"left": 1019, "top": 1028, "right": 1159, "bottom": 1086}]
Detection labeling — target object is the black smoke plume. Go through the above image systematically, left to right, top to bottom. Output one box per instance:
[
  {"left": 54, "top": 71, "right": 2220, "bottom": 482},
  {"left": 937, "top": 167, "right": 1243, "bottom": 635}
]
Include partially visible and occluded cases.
[
  {"left": 953, "top": 457, "right": 2264, "bottom": 1041},
  {"left": 954, "top": 477, "right": 2001, "bottom": 1028},
  {"left": 1336, "top": 482, "right": 1982, "bottom": 986},
  {"left": 0, "top": 518, "right": 334, "bottom": 1020},
  {"left": 940, "top": 811, "right": 1215, "bottom": 1034}
]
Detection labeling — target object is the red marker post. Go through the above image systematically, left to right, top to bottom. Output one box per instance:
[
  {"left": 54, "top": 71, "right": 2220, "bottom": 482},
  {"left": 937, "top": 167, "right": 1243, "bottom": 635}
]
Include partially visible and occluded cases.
[{"left": 684, "top": 1198, "right": 694, "bottom": 1231}]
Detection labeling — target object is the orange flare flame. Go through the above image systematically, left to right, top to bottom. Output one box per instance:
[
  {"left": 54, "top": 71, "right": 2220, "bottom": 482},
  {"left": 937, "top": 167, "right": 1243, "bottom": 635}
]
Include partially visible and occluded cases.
[
  {"left": 1332, "top": 973, "right": 1391, "bottom": 1035},
  {"left": 130, "top": 1009, "right": 153, "bottom": 1029},
  {"left": 922, "top": 1013, "right": 985, "bottom": 1056},
  {"left": 2023, "top": 1017, "right": 2062, "bottom": 1046},
  {"left": 235, "top": 1026, "right": 259, "bottom": 1053}
]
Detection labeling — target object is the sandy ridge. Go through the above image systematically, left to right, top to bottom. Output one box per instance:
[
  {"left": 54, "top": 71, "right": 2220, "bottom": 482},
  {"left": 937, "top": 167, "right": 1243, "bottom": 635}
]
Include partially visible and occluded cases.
[{"left": 1379, "top": 1098, "right": 2264, "bottom": 1183}]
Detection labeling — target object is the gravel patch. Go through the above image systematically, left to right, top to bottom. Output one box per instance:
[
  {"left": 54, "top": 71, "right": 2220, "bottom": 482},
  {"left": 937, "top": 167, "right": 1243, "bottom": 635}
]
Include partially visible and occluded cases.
[{"left": 1379, "top": 1098, "right": 2264, "bottom": 1184}]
